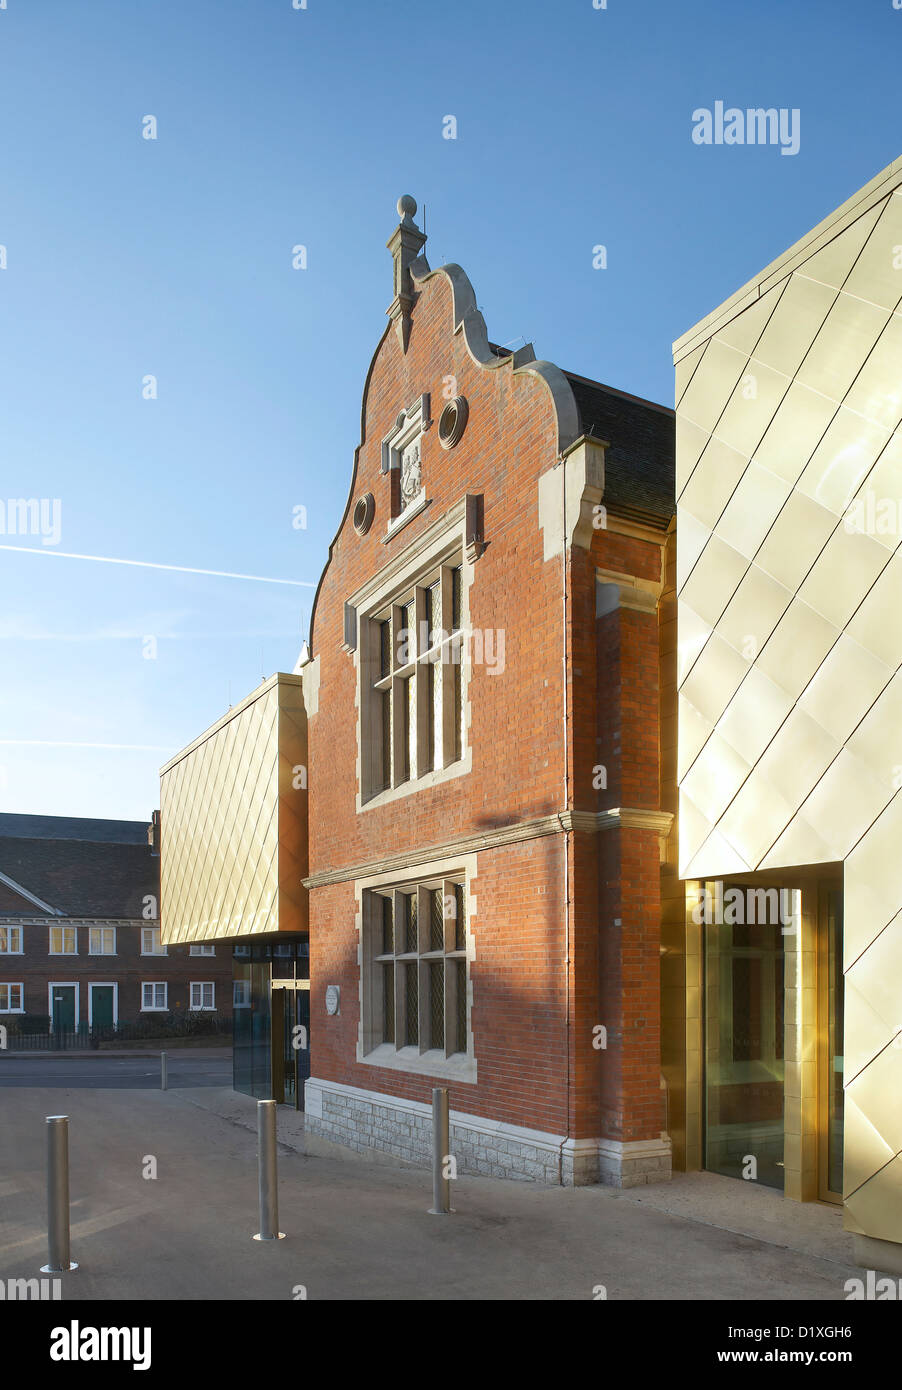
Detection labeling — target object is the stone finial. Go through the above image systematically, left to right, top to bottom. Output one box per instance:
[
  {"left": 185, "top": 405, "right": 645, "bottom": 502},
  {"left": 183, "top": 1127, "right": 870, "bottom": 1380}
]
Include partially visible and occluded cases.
[
  {"left": 386, "top": 194, "right": 426, "bottom": 353},
  {"left": 398, "top": 194, "right": 418, "bottom": 223}
]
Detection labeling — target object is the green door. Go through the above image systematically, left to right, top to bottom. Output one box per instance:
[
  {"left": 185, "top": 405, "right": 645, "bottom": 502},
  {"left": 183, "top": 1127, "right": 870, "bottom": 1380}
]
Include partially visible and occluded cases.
[
  {"left": 91, "top": 985, "right": 115, "bottom": 1029},
  {"left": 51, "top": 986, "right": 76, "bottom": 1031}
]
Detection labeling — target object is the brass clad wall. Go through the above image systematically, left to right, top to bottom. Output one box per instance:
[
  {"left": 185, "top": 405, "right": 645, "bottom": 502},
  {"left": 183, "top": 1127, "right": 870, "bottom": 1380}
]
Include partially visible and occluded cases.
[
  {"left": 673, "top": 157, "right": 902, "bottom": 1248},
  {"left": 159, "top": 673, "right": 308, "bottom": 943}
]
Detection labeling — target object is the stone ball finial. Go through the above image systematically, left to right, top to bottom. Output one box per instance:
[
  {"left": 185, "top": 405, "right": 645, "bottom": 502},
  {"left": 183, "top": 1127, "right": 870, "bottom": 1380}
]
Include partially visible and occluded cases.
[{"left": 397, "top": 194, "right": 417, "bottom": 221}]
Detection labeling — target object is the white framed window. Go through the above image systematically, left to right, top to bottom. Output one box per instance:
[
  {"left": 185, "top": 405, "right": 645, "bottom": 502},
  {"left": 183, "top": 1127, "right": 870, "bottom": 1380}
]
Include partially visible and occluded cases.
[
  {"left": 360, "top": 562, "right": 465, "bottom": 801},
  {"left": 363, "top": 879, "right": 469, "bottom": 1061},
  {"left": 49, "top": 925, "right": 77, "bottom": 955},
  {"left": 0, "top": 926, "right": 22, "bottom": 954},
  {"left": 89, "top": 926, "right": 117, "bottom": 955},
  {"left": 141, "top": 927, "right": 167, "bottom": 956},
  {"left": 189, "top": 944, "right": 215, "bottom": 956},
  {"left": 233, "top": 980, "right": 251, "bottom": 1008},
  {"left": 142, "top": 982, "right": 167, "bottom": 1011},
  {"left": 190, "top": 982, "right": 215, "bottom": 1011},
  {"left": 0, "top": 983, "right": 24, "bottom": 1012}
]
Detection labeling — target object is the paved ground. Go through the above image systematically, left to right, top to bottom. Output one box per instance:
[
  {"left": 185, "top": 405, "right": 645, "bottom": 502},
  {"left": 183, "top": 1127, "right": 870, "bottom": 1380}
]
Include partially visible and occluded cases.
[
  {"left": 0, "top": 1052, "right": 231, "bottom": 1089},
  {"left": 0, "top": 1059, "right": 863, "bottom": 1301}
]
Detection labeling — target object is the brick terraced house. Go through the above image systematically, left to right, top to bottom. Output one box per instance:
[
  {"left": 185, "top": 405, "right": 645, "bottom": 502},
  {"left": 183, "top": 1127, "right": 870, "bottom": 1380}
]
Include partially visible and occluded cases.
[
  {"left": 160, "top": 195, "right": 678, "bottom": 1186},
  {"left": 0, "top": 812, "right": 231, "bottom": 1037}
]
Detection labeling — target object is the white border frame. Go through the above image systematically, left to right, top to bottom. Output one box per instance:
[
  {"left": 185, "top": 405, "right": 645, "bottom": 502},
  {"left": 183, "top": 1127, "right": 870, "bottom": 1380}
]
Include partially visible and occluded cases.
[
  {"left": 48, "top": 924, "right": 78, "bottom": 956},
  {"left": 0, "top": 925, "right": 23, "bottom": 955},
  {"left": 88, "top": 926, "right": 118, "bottom": 957},
  {"left": 141, "top": 926, "right": 168, "bottom": 956},
  {"left": 141, "top": 981, "right": 168, "bottom": 1012},
  {"left": 189, "top": 981, "right": 216, "bottom": 1011},
  {"left": 0, "top": 982, "right": 25, "bottom": 1012}
]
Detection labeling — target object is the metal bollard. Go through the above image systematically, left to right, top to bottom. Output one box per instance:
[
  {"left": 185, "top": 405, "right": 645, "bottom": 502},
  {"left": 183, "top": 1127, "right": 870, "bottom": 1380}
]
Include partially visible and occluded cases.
[
  {"left": 160, "top": 1051, "right": 168, "bottom": 1091},
  {"left": 428, "top": 1087, "right": 454, "bottom": 1215},
  {"left": 253, "top": 1099, "right": 285, "bottom": 1240},
  {"left": 41, "top": 1116, "right": 77, "bottom": 1273}
]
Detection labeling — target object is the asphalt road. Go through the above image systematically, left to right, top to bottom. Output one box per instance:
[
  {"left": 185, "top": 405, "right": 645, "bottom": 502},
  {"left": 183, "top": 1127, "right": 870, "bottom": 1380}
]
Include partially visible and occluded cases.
[
  {"left": 0, "top": 1053, "right": 232, "bottom": 1089},
  {"left": 0, "top": 1084, "right": 861, "bottom": 1302}
]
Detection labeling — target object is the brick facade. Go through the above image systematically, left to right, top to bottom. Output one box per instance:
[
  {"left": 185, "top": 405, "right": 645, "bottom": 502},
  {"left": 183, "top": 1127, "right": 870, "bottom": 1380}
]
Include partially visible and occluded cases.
[
  {"left": 302, "top": 200, "right": 674, "bottom": 1184},
  {"left": 0, "top": 816, "right": 233, "bottom": 1031},
  {"left": 0, "top": 913, "right": 232, "bottom": 1026}
]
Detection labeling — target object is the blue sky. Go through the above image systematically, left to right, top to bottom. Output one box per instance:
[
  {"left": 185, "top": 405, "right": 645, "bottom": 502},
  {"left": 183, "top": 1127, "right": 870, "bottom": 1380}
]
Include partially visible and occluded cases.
[{"left": 1, "top": 0, "right": 899, "bottom": 821}]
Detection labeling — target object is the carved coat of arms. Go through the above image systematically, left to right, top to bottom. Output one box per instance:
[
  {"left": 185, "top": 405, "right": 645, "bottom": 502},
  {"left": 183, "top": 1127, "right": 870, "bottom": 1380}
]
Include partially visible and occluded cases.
[{"left": 400, "top": 439, "right": 422, "bottom": 508}]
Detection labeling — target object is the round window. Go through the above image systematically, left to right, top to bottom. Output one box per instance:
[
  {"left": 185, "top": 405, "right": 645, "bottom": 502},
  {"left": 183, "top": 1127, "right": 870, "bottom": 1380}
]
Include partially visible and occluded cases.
[
  {"left": 438, "top": 395, "right": 469, "bottom": 450},
  {"left": 353, "top": 492, "right": 375, "bottom": 535}
]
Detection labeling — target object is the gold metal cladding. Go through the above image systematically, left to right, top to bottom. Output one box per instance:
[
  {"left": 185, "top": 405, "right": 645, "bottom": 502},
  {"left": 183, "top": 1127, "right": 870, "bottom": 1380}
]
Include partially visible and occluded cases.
[
  {"left": 673, "top": 159, "right": 902, "bottom": 1248},
  {"left": 675, "top": 178, "right": 902, "bottom": 883},
  {"left": 159, "top": 673, "right": 308, "bottom": 943}
]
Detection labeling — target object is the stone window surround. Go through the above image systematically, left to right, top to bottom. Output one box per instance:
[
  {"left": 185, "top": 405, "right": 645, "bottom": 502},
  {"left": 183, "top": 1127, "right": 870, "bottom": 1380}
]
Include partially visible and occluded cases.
[
  {"left": 381, "top": 394, "right": 431, "bottom": 539},
  {"left": 349, "top": 498, "right": 474, "bottom": 813},
  {"left": 367, "top": 564, "right": 463, "bottom": 797},
  {"left": 355, "top": 850, "right": 477, "bottom": 1084},
  {"left": 366, "top": 881, "right": 466, "bottom": 1058}
]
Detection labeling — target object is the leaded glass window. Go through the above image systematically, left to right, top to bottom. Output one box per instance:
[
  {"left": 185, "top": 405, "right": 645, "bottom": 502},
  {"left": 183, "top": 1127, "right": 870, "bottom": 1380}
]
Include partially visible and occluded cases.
[
  {"left": 362, "top": 561, "right": 466, "bottom": 800},
  {"left": 368, "top": 880, "right": 470, "bottom": 1060}
]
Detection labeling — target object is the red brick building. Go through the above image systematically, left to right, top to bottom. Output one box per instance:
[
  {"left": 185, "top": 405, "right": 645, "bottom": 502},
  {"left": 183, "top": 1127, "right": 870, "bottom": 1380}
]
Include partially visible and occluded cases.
[
  {"left": 298, "top": 197, "right": 676, "bottom": 1185},
  {"left": 0, "top": 813, "right": 232, "bottom": 1037}
]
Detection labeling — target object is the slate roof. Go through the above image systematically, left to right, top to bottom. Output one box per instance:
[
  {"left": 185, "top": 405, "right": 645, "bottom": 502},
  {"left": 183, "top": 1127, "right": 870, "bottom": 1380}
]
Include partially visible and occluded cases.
[
  {"left": 487, "top": 344, "right": 676, "bottom": 528},
  {"left": 563, "top": 372, "right": 676, "bottom": 528},
  {"left": 0, "top": 813, "right": 150, "bottom": 845},
  {"left": 0, "top": 832, "right": 158, "bottom": 919}
]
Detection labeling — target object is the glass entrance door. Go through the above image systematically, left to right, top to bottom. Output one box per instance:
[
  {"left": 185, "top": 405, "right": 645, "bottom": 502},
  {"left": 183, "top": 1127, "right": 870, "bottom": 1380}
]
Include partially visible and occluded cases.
[
  {"left": 818, "top": 886, "right": 844, "bottom": 1203},
  {"left": 704, "top": 889, "right": 786, "bottom": 1190},
  {"left": 271, "top": 984, "right": 310, "bottom": 1109}
]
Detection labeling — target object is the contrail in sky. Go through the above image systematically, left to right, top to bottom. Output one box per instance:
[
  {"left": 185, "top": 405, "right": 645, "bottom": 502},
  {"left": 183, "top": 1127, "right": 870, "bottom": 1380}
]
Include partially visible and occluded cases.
[{"left": 0, "top": 545, "right": 315, "bottom": 587}]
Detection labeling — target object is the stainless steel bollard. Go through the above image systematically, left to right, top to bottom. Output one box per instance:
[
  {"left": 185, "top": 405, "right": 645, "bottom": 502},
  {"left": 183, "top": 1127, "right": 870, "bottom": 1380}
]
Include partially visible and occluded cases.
[
  {"left": 160, "top": 1051, "right": 168, "bottom": 1091},
  {"left": 428, "top": 1087, "right": 454, "bottom": 1214},
  {"left": 253, "top": 1099, "right": 285, "bottom": 1240},
  {"left": 41, "top": 1116, "right": 77, "bottom": 1273}
]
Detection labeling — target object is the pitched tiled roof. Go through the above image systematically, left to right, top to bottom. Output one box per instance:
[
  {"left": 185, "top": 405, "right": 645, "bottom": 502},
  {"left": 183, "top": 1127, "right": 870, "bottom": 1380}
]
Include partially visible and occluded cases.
[
  {"left": 483, "top": 346, "right": 675, "bottom": 527},
  {"left": 563, "top": 372, "right": 675, "bottom": 528},
  {"left": 0, "top": 813, "right": 150, "bottom": 844},
  {"left": 0, "top": 836, "right": 159, "bottom": 918}
]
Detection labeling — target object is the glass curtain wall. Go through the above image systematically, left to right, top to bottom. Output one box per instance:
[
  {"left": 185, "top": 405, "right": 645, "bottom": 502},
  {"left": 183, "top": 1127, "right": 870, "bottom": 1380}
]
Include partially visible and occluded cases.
[
  {"left": 704, "top": 884, "right": 786, "bottom": 1190},
  {"left": 233, "top": 937, "right": 309, "bottom": 1101}
]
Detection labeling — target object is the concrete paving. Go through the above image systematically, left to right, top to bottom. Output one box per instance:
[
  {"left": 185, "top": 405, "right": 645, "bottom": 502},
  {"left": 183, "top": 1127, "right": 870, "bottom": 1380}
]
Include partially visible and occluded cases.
[{"left": 0, "top": 1075, "right": 862, "bottom": 1300}]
